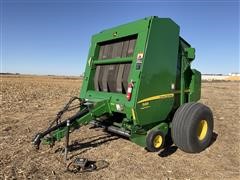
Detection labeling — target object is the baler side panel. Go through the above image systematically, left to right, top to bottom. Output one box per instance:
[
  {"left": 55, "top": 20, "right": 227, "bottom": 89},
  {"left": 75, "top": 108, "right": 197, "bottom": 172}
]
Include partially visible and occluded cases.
[
  {"left": 135, "top": 18, "right": 180, "bottom": 126},
  {"left": 189, "top": 69, "right": 201, "bottom": 102}
]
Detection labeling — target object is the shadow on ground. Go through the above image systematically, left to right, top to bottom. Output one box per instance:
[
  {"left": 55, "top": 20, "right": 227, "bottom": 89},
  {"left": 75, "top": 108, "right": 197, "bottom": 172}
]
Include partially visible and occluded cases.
[
  {"left": 158, "top": 132, "right": 218, "bottom": 157},
  {"left": 210, "top": 132, "right": 218, "bottom": 146},
  {"left": 55, "top": 134, "right": 119, "bottom": 159}
]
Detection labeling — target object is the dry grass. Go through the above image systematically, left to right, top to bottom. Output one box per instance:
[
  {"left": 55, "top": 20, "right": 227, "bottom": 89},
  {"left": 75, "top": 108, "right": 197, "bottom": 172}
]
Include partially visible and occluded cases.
[
  {"left": 0, "top": 75, "right": 239, "bottom": 179},
  {"left": 225, "top": 76, "right": 240, "bottom": 81}
]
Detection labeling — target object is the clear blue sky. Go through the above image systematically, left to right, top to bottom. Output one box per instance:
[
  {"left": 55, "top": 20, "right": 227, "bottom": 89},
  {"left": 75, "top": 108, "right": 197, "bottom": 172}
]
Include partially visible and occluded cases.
[{"left": 1, "top": 0, "right": 239, "bottom": 75}]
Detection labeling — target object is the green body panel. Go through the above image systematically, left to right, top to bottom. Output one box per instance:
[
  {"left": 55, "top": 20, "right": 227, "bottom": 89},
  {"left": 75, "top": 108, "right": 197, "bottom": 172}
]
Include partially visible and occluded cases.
[
  {"left": 42, "top": 16, "right": 201, "bottom": 149},
  {"left": 134, "top": 18, "right": 180, "bottom": 126},
  {"left": 189, "top": 69, "right": 201, "bottom": 102}
]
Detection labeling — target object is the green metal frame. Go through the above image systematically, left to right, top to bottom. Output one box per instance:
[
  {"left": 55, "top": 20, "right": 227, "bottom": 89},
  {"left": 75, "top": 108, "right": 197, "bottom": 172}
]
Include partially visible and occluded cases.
[{"left": 42, "top": 99, "right": 112, "bottom": 145}]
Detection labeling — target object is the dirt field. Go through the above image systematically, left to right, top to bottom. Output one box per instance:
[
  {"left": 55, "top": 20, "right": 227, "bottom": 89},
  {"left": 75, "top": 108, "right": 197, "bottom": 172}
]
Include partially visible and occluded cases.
[{"left": 1, "top": 75, "right": 239, "bottom": 180}]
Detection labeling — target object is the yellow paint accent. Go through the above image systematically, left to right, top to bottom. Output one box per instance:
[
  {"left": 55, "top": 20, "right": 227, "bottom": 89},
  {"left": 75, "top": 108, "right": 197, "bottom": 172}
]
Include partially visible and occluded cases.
[
  {"left": 137, "top": 89, "right": 190, "bottom": 104},
  {"left": 138, "top": 93, "right": 174, "bottom": 104},
  {"left": 142, "top": 102, "right": 149, "bottom": 106},
  {"left": 140, "top": 106, "right": 151, "bottom": 110},
  {"left": 131, "top": 108, "right": 136, "bottom": 121},
  {"left": 198, "top": 120, "right": 208, "bottom": 140},
  {"left": 153, "top": 135, "right": 163, "bottom": 148}
]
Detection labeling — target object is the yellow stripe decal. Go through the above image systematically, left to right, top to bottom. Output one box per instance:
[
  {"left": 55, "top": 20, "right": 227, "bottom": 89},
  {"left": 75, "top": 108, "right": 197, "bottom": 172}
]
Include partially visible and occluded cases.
[
  {"left": 137, "top": 89, "right": 190, "bottom": 104},
  {"left": 138, "top": 93, "right": 174, "bottom": 104},
  {"left": 140, "top": 106, "right": 151, "bottom": 110},
  {"left": 131, "top": 108, "right": 136, "bottom": 121}
]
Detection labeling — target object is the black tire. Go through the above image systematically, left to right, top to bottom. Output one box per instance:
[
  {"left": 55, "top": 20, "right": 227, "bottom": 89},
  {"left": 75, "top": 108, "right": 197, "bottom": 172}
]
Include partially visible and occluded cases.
[
  {"left": 171, "top": 102, "right": 213, "bottom": 153},
  {"left": 146, "top": 130, "right": 165, "bottom": 152}
]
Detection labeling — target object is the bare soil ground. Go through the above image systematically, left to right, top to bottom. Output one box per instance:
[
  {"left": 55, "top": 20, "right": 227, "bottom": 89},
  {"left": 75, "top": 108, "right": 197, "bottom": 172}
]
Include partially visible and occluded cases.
[{"left": 1, "top": 75, "right": 239, "bottom": 180}]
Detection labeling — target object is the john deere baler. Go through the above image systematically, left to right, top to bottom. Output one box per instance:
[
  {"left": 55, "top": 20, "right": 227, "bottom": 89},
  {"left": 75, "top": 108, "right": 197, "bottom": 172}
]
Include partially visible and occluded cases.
[{"left": 33, "top": 16, "right": 213, "bottom": 154}]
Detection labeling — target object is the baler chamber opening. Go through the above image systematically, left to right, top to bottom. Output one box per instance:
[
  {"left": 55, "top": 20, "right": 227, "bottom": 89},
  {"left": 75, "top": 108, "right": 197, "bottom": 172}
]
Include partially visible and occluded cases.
[{"left": 94, "top": 35, "right": 137, "bottom": 94}]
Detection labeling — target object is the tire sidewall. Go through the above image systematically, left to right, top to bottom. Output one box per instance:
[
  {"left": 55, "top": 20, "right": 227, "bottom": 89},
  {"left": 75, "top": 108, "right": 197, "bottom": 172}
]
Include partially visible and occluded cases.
[
  {"left": 188, "top": 104, "right": 213, "bottom": 152},
  {"left": 146, "top": 130, "right": 165, "bottom": 152}
]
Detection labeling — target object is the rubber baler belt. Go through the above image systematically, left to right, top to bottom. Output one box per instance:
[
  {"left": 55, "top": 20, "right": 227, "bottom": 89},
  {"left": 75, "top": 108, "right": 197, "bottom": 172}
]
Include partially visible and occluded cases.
[{"left": 94, "top": 37, "right": 136, "bottom": 93}]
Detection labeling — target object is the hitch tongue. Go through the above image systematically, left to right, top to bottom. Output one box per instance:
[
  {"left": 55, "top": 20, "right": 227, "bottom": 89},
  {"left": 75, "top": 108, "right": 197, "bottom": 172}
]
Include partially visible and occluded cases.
[{"left": 32, "top": 133, "right": 42, "bottom": 149}]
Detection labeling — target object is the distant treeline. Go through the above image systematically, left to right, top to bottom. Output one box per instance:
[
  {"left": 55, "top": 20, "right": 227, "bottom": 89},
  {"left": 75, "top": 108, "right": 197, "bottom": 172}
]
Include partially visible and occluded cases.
[
  {"left": 0, "top": 72, "right": 21, "bottom": 75},
  {"left": 0, "top": 73, "right": 83, "bottom": 77}
]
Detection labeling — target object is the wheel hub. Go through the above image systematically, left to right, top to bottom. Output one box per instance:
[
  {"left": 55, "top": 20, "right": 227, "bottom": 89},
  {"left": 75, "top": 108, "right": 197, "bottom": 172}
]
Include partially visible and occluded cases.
[
  {"left": 198, "top": 120, "right": 208, "bottom": 140},
  {"left": 153, "top": 135, "right": 162, "bottom": 148}
]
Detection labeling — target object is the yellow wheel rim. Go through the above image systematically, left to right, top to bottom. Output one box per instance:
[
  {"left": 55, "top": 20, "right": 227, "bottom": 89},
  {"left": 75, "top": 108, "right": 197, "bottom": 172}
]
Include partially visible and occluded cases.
[
  {"left": 198, "top": 120, "right": 208, "bottom": 140},
  {"left": 153, "top": 135, "right": 163, "bottom": 148}
]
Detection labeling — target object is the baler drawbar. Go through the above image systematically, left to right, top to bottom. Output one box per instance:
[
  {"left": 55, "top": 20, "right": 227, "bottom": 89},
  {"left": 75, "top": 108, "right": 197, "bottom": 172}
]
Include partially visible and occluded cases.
[{"left": 33, "top": 97, "right": 112, "bottom": 148}]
